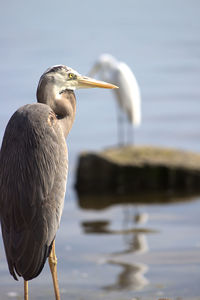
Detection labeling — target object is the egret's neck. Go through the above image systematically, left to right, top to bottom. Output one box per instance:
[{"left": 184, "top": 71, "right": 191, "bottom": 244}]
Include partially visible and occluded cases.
[{"left": 36, "top": 82, "right": 76, "bottom": 138}]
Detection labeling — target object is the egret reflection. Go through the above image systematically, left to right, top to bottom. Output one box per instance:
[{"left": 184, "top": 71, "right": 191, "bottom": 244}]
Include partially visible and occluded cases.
[
  {"left": 80, "top": 203, "right": 151, "bottom": 291},
  {"left": 103, "top": 261, "right": 149, "bottom": 291}
]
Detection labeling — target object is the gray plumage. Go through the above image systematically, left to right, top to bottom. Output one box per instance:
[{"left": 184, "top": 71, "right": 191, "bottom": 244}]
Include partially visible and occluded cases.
[
  {"left": 0, "top": 65, "right": 117, "bottom": 288},
  {"left": 0, "top": 66, "right": 75, "bottom": 281},
  {"left": 0, "top": 103, "right": 68, "bottom": 280}
]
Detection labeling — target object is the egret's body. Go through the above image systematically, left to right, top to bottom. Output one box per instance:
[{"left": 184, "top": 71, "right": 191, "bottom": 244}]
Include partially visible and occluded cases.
[
  {"left": 90, "top": 54, "right": 141, "bottom": 145},
  {"left": 0, "top": 65, "right": 117, "bottom": 300}
]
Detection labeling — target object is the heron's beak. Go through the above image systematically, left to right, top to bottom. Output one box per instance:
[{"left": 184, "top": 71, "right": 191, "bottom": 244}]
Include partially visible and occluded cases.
[{"left": 77, "top": 75, "right": 118, "bottom": 89}]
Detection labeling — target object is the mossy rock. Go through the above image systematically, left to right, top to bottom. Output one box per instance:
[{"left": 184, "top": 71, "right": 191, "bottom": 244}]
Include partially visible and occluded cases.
[{"left": 75, "top": 146, "right": 200, "bottom": 195}]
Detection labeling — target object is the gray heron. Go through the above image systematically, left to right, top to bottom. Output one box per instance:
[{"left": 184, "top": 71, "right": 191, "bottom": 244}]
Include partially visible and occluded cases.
[{"left": 0, "top": 65, "right": 117, "bottom": 300}]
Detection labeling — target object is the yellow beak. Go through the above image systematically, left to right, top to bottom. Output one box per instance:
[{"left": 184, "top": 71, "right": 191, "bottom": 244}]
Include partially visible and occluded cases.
[{"left": 77, "top": 75, "right": 118, "bottom": 89}]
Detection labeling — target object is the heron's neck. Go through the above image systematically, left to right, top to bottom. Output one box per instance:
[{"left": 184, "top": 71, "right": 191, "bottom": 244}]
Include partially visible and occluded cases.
[
  {"left": 37, "top": 84, "right": 76, "bottom": 138},
  {"left": 54, "top": 90, "right": 76, "bottom": 137}
]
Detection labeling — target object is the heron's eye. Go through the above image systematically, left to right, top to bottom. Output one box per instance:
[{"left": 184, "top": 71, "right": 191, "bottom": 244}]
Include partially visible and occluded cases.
[{"left": 68, "top": 73, "right": 75, "bottom": 79}]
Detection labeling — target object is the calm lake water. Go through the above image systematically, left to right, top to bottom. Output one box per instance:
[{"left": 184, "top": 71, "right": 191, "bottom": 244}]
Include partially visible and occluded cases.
[{"left": 0, "top": 0, "right": 200, "bottom": 299}]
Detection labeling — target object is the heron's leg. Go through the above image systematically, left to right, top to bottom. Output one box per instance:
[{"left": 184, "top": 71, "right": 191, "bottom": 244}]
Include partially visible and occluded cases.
[
  {"left": 48, "top": 240, "right": 60, "bottom": 300},
  {"left": 24, "top": 280, "right": 28, "bottom": 300}
]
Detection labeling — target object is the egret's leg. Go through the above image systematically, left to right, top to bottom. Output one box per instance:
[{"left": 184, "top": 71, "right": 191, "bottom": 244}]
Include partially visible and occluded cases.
[
  {"left": 117, "top": 107, "right": 125, "bottom": 147},
  {"left": 127, "top": 122, "right": 134, "bottom": 145},
  {"left": 48, "top": 241, "right": 60, "bottom": 300},
  {"left": 24, "top": 280, "right": 28, "bottom": 300}
]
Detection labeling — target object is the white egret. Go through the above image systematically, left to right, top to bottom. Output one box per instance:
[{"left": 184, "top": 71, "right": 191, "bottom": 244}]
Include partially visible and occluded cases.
[{"left": 89, "top": 54, "right": 141, "bottom": 145}]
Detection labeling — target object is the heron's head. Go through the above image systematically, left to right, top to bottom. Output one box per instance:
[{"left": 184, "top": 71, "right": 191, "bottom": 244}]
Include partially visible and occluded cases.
[{"left": 37, "top": 65, "right": 117, "bottom": 102}]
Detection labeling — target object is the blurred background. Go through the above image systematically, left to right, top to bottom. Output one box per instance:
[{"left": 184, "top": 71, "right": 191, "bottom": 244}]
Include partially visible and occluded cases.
[{"left": 0, "top": 0, "right": 200, "bottom": 299}]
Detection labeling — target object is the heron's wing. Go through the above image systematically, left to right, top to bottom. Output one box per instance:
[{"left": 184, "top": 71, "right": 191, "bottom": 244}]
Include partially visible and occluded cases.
[
  {"left": 114, "top": 62, "right": 141, "bottom": 126},
  {"left": 0, "top": 104, "right": 68, "bottom": 280}
]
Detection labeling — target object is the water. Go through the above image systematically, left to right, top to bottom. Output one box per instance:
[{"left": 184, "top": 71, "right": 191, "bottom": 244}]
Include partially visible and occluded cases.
[{"left": 0, "top": 0, "right": 200, "bottom": 299}]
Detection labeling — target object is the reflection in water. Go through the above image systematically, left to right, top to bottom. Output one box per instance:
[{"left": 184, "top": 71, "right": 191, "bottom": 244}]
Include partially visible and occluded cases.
[
  {"left": 77, "top": 191, "right": 199, "bottom": 210},
  {"left": 77, "top": 191, "right": 200, "bottom": 294},
  {"left": 78, "top": 191, "right": 200, "bottom": 294},
  {"left": 81, "top": 205, "right": 151, "bottom": 291},
  {"left": 121, "top": 206, "right": 149, "bottom": 255},
  {"left": 110, "top": 209, "right": 149, "bottom": 291},
  {"left": 134, "top": 212, "right": 149, "bottom": 224},
  {"left": 81, "top": 213, "right": 150, "bottom": 291},
  {"left": 82, "top": 220, "right": 110, "bottom": 234},
  {"left": 119, "top": 233, "right": 149, "bottom": 255},
  {"left": 103, "top": 261, "right": 149, "bottom": 291}
]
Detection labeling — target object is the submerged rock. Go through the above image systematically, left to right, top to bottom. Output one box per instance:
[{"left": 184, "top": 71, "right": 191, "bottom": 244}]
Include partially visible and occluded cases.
[{"left": 75, "top": 146, "right": 200, "bottom": 195}]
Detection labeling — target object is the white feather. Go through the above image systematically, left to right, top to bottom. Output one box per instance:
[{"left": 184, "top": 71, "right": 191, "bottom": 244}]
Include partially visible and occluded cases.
[{"left": 90, "top": 54, "right": 141, "bottom": 127}]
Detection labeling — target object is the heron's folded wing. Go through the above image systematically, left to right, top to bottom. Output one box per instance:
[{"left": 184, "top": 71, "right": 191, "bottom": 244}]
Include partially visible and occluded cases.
[{"left": 0, "top": 104, "right": 68, "bottom": 280}]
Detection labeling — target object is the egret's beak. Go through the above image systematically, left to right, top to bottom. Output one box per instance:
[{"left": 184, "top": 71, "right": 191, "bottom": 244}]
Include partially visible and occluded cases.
[{"left": 77, "top": 75, "right": 118, "bottom": 89}]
